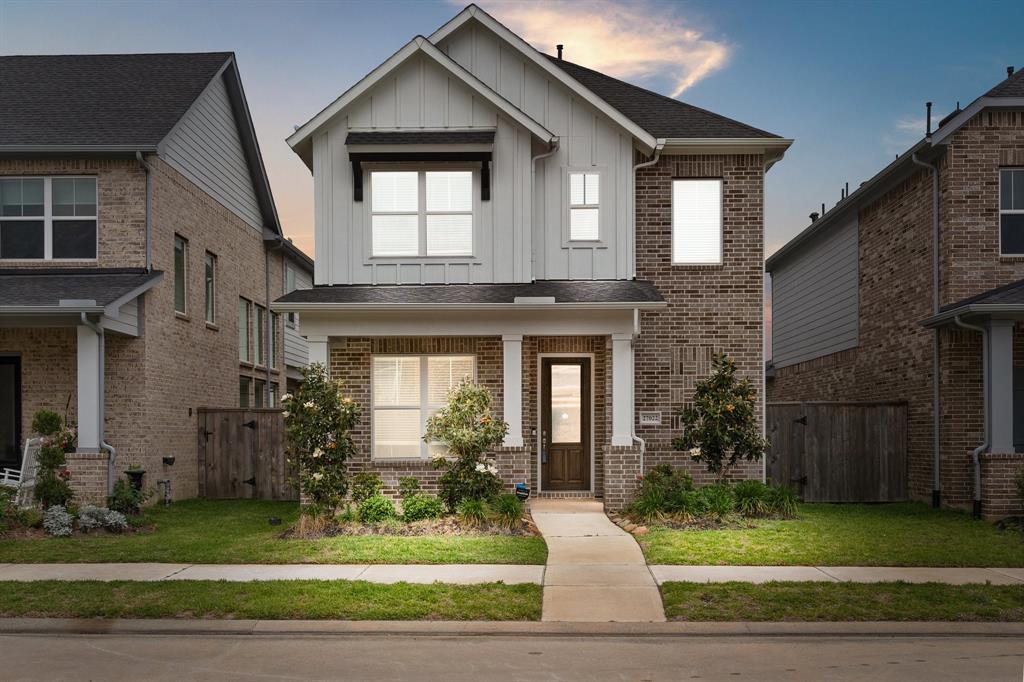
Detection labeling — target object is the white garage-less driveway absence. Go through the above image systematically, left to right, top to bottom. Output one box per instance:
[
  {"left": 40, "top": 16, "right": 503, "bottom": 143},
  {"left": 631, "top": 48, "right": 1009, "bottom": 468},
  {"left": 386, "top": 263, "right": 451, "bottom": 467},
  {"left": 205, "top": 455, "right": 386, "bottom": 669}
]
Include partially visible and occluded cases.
[{"left": 530, "top": 499, "right": 666, "bottom": 623}]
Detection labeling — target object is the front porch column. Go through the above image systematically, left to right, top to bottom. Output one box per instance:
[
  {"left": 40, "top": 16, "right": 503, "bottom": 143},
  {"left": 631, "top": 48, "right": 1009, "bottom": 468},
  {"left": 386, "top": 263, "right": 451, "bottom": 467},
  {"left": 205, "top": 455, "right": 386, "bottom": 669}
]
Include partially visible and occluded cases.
[
  {"left": 988, "top": 319, "right": 1015, "bottom": 452},
  {"left": 76, "top": 325, "right": 101, "bottom": 451},
  {"left": 611, "top": 333, "right": 634, "bottom": 447},
  {"left": 502, "top": 334, "right": 523, "bottom": 447},
  {"left": 307, "top": 335, "right": 329, "bottom": 367}
]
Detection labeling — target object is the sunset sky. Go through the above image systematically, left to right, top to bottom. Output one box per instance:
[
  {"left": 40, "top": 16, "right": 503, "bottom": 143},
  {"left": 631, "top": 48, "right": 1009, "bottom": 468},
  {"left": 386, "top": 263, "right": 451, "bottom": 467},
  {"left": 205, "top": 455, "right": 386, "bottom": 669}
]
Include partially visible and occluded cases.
[{"left": 2, "top": 0, "right": 1022, "bottom": 260}]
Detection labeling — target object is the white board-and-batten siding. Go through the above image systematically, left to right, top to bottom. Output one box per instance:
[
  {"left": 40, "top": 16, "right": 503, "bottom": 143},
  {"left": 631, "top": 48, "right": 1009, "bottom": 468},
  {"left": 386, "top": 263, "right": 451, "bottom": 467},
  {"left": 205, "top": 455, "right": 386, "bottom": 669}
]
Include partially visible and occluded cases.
[
  {"left": 159, "top": 72, "right": 264, "bottom": 231},
  {"left": 771, "top": 214, "right": 859, "bottom": 368},
  {"left": 284, "top": 263, "right": 313, "bottom": 370}
]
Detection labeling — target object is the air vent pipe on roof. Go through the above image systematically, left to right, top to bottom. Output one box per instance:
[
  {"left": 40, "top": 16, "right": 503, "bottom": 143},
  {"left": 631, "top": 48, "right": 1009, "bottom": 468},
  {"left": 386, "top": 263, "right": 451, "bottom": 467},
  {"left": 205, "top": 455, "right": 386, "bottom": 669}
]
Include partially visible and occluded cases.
[
  {"left": 556, "top": 44, "right": 563, "bottom": 60},
  {"left": 1009, "top": 66, "right": 1015, "bottom": 78},
  {"left": 926, "top": 101, "right": 932, "bottom": 138},
  {"left": 809, "top": 212, "right": 819, "bottom": 223}
]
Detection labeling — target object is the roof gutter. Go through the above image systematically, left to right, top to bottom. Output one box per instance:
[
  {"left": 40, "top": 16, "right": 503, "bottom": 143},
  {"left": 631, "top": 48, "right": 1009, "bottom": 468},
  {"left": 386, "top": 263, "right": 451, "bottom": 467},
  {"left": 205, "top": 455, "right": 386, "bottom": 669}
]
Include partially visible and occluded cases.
[
  {"left": 630, "top": 139, "right": 666, "bottom": 279},
  {"left": 911, "top": 150, "right": 942, "bottom": 508},
  {"left": 270, "top": 300, "right": 668, "bottom": 313},
  {"left": 954, "top": 315, "right": 987, "bottom": 519}
]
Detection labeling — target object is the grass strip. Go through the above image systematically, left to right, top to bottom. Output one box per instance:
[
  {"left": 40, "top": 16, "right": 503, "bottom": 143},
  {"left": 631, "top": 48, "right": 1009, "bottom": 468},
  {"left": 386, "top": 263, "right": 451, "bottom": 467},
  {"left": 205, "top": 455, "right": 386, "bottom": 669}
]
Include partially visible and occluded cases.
[
  {"left": 0, "top": 580, "right": 542, "bottom": 621},
  {"left": 661, "top": 581, "right": 1024, "bottom": 621}
]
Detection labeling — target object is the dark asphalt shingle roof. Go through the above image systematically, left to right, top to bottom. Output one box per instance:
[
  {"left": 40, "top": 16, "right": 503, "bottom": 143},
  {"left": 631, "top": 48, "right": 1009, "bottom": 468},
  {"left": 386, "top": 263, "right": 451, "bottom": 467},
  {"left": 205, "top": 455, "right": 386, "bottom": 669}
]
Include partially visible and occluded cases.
[
  {"left": 0, "top": 53, "right": 232, "bottom": 146},
  {"left": 544, "top": 56, "right": 779, "bottom": 139},
  {"left": 985, "top": 67, "right": 1024, "bottom": 97},
  {"left": 345, "top": 131, "right": 496, "bottom": 145},
  {"left": 0, "top": 268, "right": 163, "bottom": 308},
  {"left": 940, "top": 278, "right": 1024, "bottom": 312},
  {"left": 276, "top": 280, "right": 664, "bottom": 305}
]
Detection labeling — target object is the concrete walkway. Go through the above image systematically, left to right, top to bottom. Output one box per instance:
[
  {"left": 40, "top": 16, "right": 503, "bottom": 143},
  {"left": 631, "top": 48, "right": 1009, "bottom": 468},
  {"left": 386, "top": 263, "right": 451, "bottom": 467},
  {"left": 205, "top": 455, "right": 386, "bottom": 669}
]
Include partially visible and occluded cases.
[
  {"left": 529, "top": 499, "right": 666, "bottom": 623},
  {"left": 0, "top": 563, "right": 543, "bottom": 585}
]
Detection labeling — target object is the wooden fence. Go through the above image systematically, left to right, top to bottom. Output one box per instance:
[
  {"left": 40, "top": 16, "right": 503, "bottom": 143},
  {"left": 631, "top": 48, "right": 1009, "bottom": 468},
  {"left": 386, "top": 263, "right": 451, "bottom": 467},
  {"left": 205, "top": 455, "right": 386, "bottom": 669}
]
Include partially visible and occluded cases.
[
  {"left": 765, "top": 401, "right": 908, "bottom": 502},
  {"left": 197, "top": 408, "right": 297, "bottom": 501}
]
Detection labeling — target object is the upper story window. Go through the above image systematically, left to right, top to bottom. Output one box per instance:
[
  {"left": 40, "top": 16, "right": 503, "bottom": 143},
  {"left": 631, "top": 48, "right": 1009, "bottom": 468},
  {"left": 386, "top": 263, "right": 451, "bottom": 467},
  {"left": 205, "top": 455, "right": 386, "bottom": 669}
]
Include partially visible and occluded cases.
[
  {"left": 1000, "top": 169, "right": 1024, "bottom": 256},
  {"left": 370, "top": 170, "right": 473, "bottom": 257},
  {"left": 569, "top": 172, "right": 600, "bottom": 241},
  {"left": 0, "top": 177, "right": 96, "bottom": 260},
  {"left": 672, "top": 179, "right": 723, "bottom": 265},
  {"left": 174, "top": 235, "right": 188, "bottom": 314},
  {"left": 204, "top": 252, "right": 217, "bottom": 324},
  {"left": 284, "top": 263, "right": 298, "bottom": 328},
  {"left": 238, "top": 298, "right": 251, "bottom": 363},
  {"left": 255, "top": 304, "right": 267, "bottom": 367}
]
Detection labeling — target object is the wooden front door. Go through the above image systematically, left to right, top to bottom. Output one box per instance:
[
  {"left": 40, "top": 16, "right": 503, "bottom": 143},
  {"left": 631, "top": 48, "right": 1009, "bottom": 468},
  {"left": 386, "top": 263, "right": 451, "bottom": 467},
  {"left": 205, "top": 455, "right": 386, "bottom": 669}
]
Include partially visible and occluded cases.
[{"left": 541, "top": 358, "right": 591, "bottom": 491}]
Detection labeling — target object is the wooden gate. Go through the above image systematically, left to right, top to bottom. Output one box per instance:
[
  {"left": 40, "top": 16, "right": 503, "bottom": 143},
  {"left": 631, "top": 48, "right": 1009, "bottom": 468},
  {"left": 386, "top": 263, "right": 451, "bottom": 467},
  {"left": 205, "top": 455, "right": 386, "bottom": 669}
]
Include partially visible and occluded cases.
[
  {"left": 766, "top": 401, "right": 908, "bottom": 502},
  {"left": 197, "top": 408, "right": 296, "bottom": 500}
]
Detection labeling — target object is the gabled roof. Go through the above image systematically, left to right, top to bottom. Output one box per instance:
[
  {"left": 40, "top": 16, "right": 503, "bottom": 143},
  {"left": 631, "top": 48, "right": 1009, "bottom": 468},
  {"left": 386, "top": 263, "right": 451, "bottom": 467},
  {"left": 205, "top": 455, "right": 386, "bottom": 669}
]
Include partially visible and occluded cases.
[
  {"left": 286, "top": 36, "right": 555, "bottom": 167},
  {"left": 0, "top": 53, "right": 231, "bottom": 149},
  {"left": 544, "top": 56, "right": 780, "bottom": 140},
  {"left": 986, "top": 67, "right": 1024, "bottom": 97},
  {"left": 0, "top": 268, "right": 163, "bottom": 314},
  {"left": 922, "top": 277, "right": 1024, "bottom": 328}
]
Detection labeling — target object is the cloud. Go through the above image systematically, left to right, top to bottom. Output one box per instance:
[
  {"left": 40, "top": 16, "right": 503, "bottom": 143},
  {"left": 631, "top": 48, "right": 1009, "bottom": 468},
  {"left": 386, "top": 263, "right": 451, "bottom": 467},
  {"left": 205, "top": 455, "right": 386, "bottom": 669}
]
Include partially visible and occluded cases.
[
  {"left": 472, "top": 0, "right": 730, "bottom": 97},
  {"left": 883, "top": 109, "right": 949, "bottom": 154}
]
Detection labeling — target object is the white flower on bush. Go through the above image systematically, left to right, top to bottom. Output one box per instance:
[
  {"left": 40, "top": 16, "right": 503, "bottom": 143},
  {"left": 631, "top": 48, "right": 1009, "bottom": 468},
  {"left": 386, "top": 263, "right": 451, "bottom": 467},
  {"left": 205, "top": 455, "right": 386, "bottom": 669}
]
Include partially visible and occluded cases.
[
  {"left": 281, "top": 393, "right": 292, "bottom": 402},
  {"left": 303, "top": 401, "right": 316, "bottom": 410},
  {"left": 282, "top": 410, "right": 290, "bottom": 418},
  {"left": 312, "top": 447, "right": 324, "bottom": 459},
  {"left": 688, "top": 447, "right": 701, "bottom": 458},
  {"left": 475, "top": 461, "right": 499, "bottom": 475},
  {"left": 475, "top": 463, "right": 487, "bottom": 473},
  {"left": 312, "top": 471, "right": 324, "bottom": 481}
]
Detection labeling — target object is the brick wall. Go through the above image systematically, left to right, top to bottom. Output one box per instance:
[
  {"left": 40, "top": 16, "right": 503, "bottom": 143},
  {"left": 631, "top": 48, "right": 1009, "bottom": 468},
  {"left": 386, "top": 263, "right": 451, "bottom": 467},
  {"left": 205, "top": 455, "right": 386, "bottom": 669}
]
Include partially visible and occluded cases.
[
  {"left": 633, "top": 154, "right": 766, "bottom": 486},
  {"left": 602, "top": 445, "right": 641, "bottom": 512},
  {"left": 65, "top": 451, "right": 110, "bottom": 506},
  {"left": 980, "top": 453, "right": 1024, "bottom": 520}
]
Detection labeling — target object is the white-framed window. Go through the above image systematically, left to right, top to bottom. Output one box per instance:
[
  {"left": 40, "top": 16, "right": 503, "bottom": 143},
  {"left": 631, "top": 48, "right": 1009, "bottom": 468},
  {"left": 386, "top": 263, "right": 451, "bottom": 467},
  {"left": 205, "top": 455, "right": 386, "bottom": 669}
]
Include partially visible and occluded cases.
[
  {"left": 999, "top": 168, "right": 1024, "bottom": 256},
  {"left": 370, "top": 169, "right": 473, "bottom": 257},
  {"left": 569, "top": 172, "right": 600, "bottom": 241},
  {"left": 0, "top": 176, "right": 97, "bottom": 260},
  {"left": 672, "top": 179, "right": 723, "bottom": 265},
  {"left": 173, "top": 235, "right": 188, "bottom": 314},
  {"left": 204, "top": 251, "right": 216, "bottom": 324},
  {"left": 284, "top": 263, "right": 298, "bottom": 328},
  {"left": 238, "top": 298, "right": 251, "bottom": 363},
  {"left": 255, "top": 304, "right": 267, "bottom": 366},
  {"left": 269, "top": 312, "right": 278, "bottom": 368},
  {"left": 371, "top": 355, "right": 474, "bottom": 459},
  {"left": 239, "top": 375, "right": 252, "bottom": 408}
]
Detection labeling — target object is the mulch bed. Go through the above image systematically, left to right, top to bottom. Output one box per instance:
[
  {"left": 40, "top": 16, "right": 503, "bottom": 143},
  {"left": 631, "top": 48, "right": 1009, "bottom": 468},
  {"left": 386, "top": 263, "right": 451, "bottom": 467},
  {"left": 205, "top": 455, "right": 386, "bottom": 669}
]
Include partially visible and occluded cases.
[{"left": 282, "top": 514, "right": 541, "bottom": 540}]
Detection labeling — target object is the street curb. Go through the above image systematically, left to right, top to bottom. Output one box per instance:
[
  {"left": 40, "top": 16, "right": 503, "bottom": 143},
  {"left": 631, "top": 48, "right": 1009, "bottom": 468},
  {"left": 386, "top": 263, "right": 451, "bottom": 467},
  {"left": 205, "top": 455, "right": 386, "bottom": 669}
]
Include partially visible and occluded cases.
[{"left": 1, "top": 618, "right": 1023, "bottom": 638}]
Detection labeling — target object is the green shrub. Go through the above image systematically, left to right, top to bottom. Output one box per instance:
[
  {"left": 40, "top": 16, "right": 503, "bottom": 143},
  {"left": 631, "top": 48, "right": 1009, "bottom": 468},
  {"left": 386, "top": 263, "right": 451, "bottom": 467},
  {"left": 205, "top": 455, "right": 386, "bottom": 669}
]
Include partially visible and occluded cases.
[
  {"left": 31, "top": 409, "right": 63, "bottom": 437},
  {"left": 32, "top": 409, "right": 74, "bottom": 509},
  {"left": 642, "top": 464, "right": 694, "bottom": 498},
  {"left": 1015, "top": 466, "right": 1024, "bottom": 510},
  {"left": 350, "top": 472, "right": 383, "bottom": 504},
  {"left": 398, "top": 476, "right": 422, "bottom": 500},
  {"left": 107, "top": 479, "right": 151, "bottom": 515},
  {"left": 733, "top": 480, "right": 771, "bottom": 517},
  {"left": 696, "top": 484, "right": 736, "bottom": 519},
  {"left": 765, "top": 484, "right": 799, "bottom": 517},
  {"left": 625, "top": 489, "right": 668, "bottom": 522},
  {"left": 664, "top": 489, "right": 700, "bottom": 518},
  {"left": 401, "top": 493, "right": 444, "bottom": 522},
  {"left": 490, "top": 493, "right": 524, "bottom": 530},
  {"left": 357, "top": 494, "right": 397, "bottom": 524},
  {"left": 456, "top": 498, "right": 488, "bottom": 527},
  {"left": 42, "top": 505, "right": 73, "bottom": 537},
  {"left": 77, "top": 505, "right": 128, "bottom": 533},
  {"left": 334, "top": 505, "right": 356, "bottom": 524}
]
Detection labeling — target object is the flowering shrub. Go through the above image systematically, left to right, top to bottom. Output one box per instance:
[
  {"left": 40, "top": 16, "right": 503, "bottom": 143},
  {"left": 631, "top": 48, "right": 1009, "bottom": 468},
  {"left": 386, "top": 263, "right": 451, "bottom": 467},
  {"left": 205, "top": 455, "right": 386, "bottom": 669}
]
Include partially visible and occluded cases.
[
  {"left": 672, "top": 354, "right": 768, "bottom": 482},
  {"left": 283, "top": 363, "right": 361, "bottom": 510},
  {"left": 425, "top": 381, "right": 508, "bottom": 511},
  {"left": 31, "top": 409, "right": 74, "bottom": 509}
]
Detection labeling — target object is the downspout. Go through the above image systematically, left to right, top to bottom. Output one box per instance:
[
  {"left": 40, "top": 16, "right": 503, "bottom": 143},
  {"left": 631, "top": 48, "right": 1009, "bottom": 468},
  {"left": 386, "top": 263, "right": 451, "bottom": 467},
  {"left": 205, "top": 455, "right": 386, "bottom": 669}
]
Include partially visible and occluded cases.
[
  {"left": 530, "top": 138, "right": 560, "bottom": 281},
  {"left": 630, "top": 140, "right": 666, "bottom": 279},
  {"left": 912, "top": 151, "right": 941, "bottom": 507},
  {"left": 135, "top": 152, "right": 153, "bottom": 272},
  {"left": 265, "top": 233, "right": 285, "bottom": 406},
  {"left": 630, "top": 308, "right": 645, "bottom": 473},
  {"left": 80, "top": 313, "right": 116, "bottom": 494},
  {"left": 954, "top": 316, "right": 987, "bottom": 519}
]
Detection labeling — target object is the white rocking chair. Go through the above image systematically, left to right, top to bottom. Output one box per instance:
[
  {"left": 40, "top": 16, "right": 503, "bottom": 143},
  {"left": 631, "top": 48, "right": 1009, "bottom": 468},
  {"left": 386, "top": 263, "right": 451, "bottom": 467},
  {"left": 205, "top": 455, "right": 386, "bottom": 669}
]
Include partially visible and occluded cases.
[{"left": 1, "top": 438, "right": 40, "bottom": 507}]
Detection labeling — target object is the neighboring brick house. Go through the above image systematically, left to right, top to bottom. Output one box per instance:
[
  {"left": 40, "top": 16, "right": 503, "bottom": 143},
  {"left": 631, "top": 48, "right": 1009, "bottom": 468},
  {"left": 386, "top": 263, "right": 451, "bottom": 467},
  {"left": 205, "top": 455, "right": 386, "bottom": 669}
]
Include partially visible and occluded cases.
[
  {"left": 274, "top": 5, "right": 791, "bottom": 510},
  {"left": 0, "top": 53, "right": 309, "bottom": 504},
  {"left": 767, "top": 66, "right": 1024, "bottom": 519}
]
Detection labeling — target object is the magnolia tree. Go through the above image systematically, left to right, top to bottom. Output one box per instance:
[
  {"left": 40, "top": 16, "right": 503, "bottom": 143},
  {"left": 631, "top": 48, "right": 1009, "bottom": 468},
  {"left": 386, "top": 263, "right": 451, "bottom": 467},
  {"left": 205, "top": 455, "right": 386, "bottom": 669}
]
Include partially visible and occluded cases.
[
  {"left": 672, "top": 353, "right": 768, "bottom": 482},
  {"left": 282, "top": 364, "right": 360, "bottom": 511},
  {"left": 425, "top": 380, "right": 509, "bottom": 511}
]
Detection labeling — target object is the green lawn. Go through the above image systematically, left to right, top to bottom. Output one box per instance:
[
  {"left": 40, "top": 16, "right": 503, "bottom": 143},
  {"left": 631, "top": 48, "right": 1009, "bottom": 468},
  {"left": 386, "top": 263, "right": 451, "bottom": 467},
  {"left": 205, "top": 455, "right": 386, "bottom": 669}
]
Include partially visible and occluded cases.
[
  {"left": 0, "top": 500, "right": 547, "bottom": 565},
  {"left": 640, "top": 503, "right": 1024, "bottom": 566},
  {"left": 0, "top": 580, "right": 541, "bottom": 620},
  {"left": 661, "top": 581, "right": 1024, "bottom": 621}
]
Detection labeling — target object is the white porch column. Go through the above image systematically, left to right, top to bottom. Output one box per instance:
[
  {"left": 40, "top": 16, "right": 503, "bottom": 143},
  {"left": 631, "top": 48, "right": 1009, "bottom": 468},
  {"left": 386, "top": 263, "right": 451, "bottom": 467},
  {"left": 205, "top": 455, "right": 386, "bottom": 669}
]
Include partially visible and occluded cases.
[
  {"left": 989, "top": 320, "right": 1015, "bottom": 452},
  {"left": 76, "top": 325, "right": 101, "bottom": 451},
  {"left": 611, "top": 333, "right": 634, "bottom": 447},
  {"left": 502, "top": 334, "right": 524, "bottom": 447},
  {"left": 307, "top": 335, "right": 329, "bottom": 368}
]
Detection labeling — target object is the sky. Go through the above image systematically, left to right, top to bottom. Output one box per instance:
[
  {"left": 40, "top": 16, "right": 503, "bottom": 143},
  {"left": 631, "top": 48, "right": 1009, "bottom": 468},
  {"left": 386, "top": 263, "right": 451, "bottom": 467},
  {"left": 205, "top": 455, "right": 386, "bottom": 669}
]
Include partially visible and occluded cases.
[{"left": 1, "top": 0, "right": 1023, "bottom": 261}]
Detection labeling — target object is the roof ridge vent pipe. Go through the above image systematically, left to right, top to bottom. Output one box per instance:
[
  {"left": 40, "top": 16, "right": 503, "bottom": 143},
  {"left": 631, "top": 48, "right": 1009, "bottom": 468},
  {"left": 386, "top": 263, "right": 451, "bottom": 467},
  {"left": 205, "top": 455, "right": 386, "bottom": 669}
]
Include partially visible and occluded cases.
[
  {"left": 556, "top": 44, "right": 563, "bottom": 60},
  {"left": 1008, "top": 66, "right": 1015, "bottom": 78},
  {"left": 925, "top": 101, "right": 933, "bottom": 138},
  {"left": 912, "top": 151, "right": 941, "bottom": 507},
  {"left": 955, "top": 315, "right": 988, "bottom": 520}
]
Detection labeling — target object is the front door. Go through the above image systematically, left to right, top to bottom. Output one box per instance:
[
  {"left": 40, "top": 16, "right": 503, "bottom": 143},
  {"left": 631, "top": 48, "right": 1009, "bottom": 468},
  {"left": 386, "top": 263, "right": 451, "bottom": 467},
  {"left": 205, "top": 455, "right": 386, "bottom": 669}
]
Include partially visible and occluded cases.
[
  {"left": 0, "top": 356, "right": 21, "bottom": 470},
  {"left": 541, "top": 358, "right": 591, "bottom": 491}
]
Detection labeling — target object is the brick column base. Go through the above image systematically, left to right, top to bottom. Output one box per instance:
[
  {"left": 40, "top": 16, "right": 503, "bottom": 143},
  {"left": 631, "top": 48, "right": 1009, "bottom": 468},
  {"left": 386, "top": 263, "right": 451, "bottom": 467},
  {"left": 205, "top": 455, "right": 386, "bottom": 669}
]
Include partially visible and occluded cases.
[
  {"left": 603, "top": 444, "right": 642, "bottom": 512},
  {"left": 493, "top": 446, "right": 532, "bottom": 493},
  {"left": 66, "top": 451, "right": 109, "bottom": 506},
  {"left": 980, "top": 452, "right": 1024, "bottom": 520}
]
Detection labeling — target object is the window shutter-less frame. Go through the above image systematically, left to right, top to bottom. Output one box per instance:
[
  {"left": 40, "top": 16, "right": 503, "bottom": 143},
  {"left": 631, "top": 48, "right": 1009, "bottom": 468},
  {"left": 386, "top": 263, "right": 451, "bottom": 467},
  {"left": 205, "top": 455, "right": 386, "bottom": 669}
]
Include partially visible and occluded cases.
[{"left": 672, "top": 179, "right": 723, "bottom": 265}]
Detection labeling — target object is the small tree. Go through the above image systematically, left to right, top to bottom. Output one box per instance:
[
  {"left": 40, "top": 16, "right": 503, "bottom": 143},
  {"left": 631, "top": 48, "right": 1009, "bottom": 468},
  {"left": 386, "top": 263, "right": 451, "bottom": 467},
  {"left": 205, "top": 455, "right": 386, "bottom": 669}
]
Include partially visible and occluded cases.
[
  {"left": 672, "top": 354, "right": 768, "bottom": 482},
  {"left": 283, "top": 364, "right": 361, "bottom": 511},
  {"left": 425, "top": 380, "right": 509, "bottom": 511},
  {"left": 31, "top": 409, "right": 74, "bottom": 509}
]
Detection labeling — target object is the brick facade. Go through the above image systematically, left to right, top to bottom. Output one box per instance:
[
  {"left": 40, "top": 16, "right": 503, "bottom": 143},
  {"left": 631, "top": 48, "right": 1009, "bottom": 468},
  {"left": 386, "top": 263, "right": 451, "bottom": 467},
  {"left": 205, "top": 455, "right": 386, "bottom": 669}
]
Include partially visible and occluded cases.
[
  {"left": 769, "top": 110, "right": 1024, "bottom": 516},
  {"left": 0, "top": 155, "right": 286, "bottom": 504},
  {"left": 979, "top": 453, "right": 1024, "bottom": 519}
]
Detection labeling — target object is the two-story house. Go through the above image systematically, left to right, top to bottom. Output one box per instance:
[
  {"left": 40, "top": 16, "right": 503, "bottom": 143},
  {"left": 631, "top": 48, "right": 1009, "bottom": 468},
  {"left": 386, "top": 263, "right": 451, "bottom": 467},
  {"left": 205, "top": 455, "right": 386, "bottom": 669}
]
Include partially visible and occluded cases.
[
  {"left": 275, "top": 5, "right": 790, "bottom": 509},
  {"left": 0, "top": 52, "right": 309, "bottom": 504},
  {"left": 767, "top": 66, "right": 1024, "bottom": 519}
]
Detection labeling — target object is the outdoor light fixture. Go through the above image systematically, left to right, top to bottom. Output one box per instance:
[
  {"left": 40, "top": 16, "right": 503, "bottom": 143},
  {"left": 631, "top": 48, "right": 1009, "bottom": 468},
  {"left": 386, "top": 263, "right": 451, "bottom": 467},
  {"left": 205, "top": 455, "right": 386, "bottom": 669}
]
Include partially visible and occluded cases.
[{"left": 162, "top": 456, "right": 175, "bottom": 466}]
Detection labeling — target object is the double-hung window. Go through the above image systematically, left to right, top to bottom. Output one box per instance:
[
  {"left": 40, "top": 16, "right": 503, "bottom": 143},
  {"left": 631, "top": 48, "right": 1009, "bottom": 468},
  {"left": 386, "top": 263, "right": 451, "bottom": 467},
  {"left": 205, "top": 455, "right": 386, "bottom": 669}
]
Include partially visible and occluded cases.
[
  {"left": 1000, "top": 169, "right": 1024, "bottom": 256},
  {"left": 371, "top": 170, "right": 473, "bottom": 257},
  {"left": 569, "top": 172, "right": 600, "bottom": 241},
  {"left": 0, "top": 176, "right": 96, "bottom": 260},
  {"left": 672, "top": 179, "right": 723, "bottom": 265},
  {"left": 174, "top": 235, "right": 188, "bottom": 314},
  {"left": 204, "top": 252, "right": 216, "bottom": 324},
  {"left": 284, "top": 263, "right": 298, "bottom": 328},
  {"left": 238, "top": 298, "right": 251, "bottom": 363},
  {"left": 255, "top": 305, "right": 267, "bottom": 366},
  {"left": 371, "top": 355, "right": 474, "bottom": 459}
]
